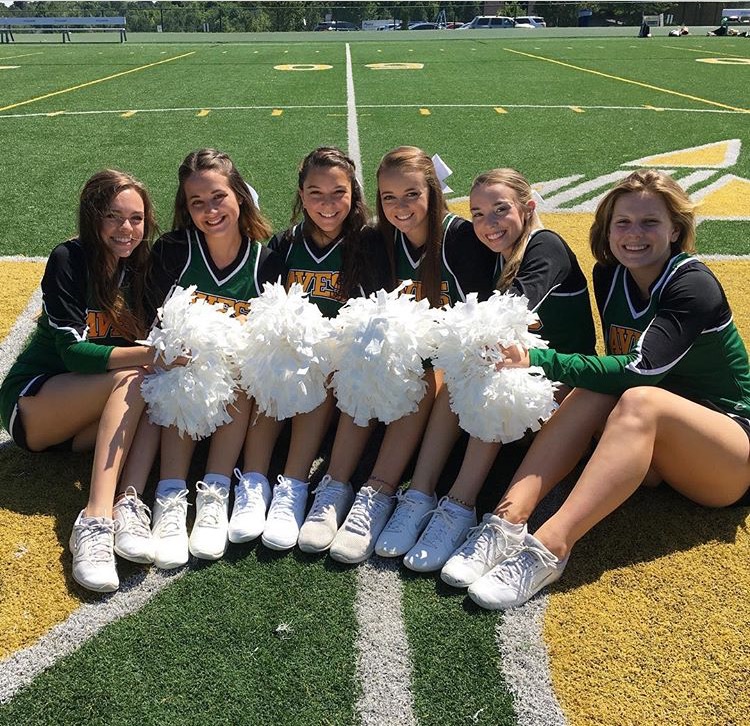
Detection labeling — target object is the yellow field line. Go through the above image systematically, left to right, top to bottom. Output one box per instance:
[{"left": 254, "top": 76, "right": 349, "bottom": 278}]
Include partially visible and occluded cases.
[
  {"left": 503, "top": 48, "right": 749, "bottom": 114},
  {"left": 0, "top": 52, "right": 195, "bottom": 113}
]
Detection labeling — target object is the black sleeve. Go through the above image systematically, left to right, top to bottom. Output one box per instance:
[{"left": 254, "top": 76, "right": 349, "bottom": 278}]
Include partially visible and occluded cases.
[
  {"left": 443, "top": 217, "right": 496, "bottom": 301},
  {"left": 360, "top": 225, "right": 394, "bottom": 294},
  {"left": 267, "top": 230, "right": 292, "bottom": 263},
  {"left": 148, "top": 231, "right": 190, "bottom": 307},
  {"left": 508, "top": 231, "right": 572, "bottom": 311},
  {"left": 42, "top": 241, "right": 89, "bottom": 339},
  {"left": 257, "top": 244, "right": 286, "bottom": 288},
  {"left": 592, "top": 263, "right": 615, "bottom": 319}
]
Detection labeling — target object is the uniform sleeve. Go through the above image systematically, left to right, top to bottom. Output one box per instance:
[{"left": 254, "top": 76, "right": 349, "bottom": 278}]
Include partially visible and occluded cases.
[
  {"left": 444, "top": 218, "right": 496, "bottom": 301},
  {"left": 361, "top": 225, "right": 395, "bottom": 294},
  {"left": 508, "top": 231, "right": 572, "bottom": 311},
  {"left": 148, "top": 232, "right": 191, "bottom": 304},
  {"left": 42, "top": 242, "right": 113, "bottom": 373},
  {"left": 257, "top": 244, "right": 286, "bottom": 288},
  {"left": 528, "top": 265, "right": 726, "bottom": 393}
]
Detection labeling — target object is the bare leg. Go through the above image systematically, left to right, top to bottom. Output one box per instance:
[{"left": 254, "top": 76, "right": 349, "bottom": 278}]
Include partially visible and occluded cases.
[
  {"left": 365, "top": 369, "right": 442, "bottom": 495},
  {"left": 408, "top": 385, "right": 462, "bottom": 495},
  {"left": 533, "top": 387, "right": 750, "bottom": 559},
  {"left": 493, "top": 388, "right": 619, "bottom": 524},
  {"left": 283, "top": 391, "right": 336, "bottom": 481},
  {"left": 205, "top": 393, "right": 251, "bottom": 478},
  {"left": 242, "top": 407, "right": 285, "bottom": 476},
  {"left": 117, "top": 411, "right": 161, "bottom": 496},
  {"left": 326, "top": 413, "right": 376, "bottom": 483},
  {"left": 160, "top": 426, "right": 198, "bottom": 482},
  {"left": 446, "top": 439, "right": 502, "bottom": 506}
]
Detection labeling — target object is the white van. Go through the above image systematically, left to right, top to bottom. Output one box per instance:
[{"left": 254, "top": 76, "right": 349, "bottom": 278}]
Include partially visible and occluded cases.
[
  {"left": 458, "top": 16, "right": 515, "bottom": 29},
  {"left": 514, "top": 16, "right": 546, "bottom": 28}
]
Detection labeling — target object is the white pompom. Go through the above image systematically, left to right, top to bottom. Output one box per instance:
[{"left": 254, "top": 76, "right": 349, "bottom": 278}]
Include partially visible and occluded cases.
[
  {"left": 237, "top": 282, "right": 332, "bottom": 420},
  {"left": 326, "top": 284, "right": 441, "bottom": 426},
  {"left": 139, "top": 285, "right": 244, "bottom": 439},
  {"left": 433, "top": 291, "right": 558, "bottom": 443}
]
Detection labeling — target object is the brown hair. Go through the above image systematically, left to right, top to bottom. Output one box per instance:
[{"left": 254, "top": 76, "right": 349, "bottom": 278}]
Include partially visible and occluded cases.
[
  {"left": 376, "top": 146, "right": 447, "bottom": 307},
  {"left": 291, "top": 147, "right": 371, "bottom": 301},
  {"left": 173, "top": 148, "right": 272, "bottom": 241},
  {"left": 470, "top": 168, "right": 542, "bottom": 292},
  {"left": 78, "top": 169, "right": 157, "bottom": 341},
  {"left": 590, "top": 169, "right": 696, "bottom": 266}
]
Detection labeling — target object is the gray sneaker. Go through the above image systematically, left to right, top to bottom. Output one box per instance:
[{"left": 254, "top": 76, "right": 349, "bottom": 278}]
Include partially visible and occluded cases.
[
  {"left": 298, "top": 475, "right": 355, "bottom": 553},
  {"left": 329, "top": 486, "right": 396, "bottom": 564}
]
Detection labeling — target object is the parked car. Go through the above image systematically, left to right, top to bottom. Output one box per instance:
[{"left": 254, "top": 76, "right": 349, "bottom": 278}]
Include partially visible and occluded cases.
[
  {"left": 458, "top": 16, "right": 516, "bottom": 30},
  {"left": 514, "top": 16, "right": 546, "bottom": 28},
  {"left": 314, "top": 20, "right": 359, "bottom": 31},
  {"left": 408, "top": 22, "right": 442, "bottom": 30}
]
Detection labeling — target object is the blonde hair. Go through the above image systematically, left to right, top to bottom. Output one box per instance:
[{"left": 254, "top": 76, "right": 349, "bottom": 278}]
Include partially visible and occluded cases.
[
  {"left": 377, "top": 146, "right": 448, "bottom": 307},
  {"left": 470, "top": 168, "right": 542, "bottom": 292},
  {"left": 590, "top": 169, "right": 696, "bottom": 266}
]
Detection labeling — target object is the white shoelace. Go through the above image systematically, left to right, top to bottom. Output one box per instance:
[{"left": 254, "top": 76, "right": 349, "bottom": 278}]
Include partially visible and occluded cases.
[
  {"left": 232, "top": 468, "right": 264, "bottom": 510},
  {"left": 306, "top": 475, "right": 342, "bottom": 522},
  {"left": 269, "top": 476, "right": 304, "bottom": 522},
  {"left": 194, "top": 481, "right": 229, "bottom": 528},
  {"left": 116, "top": 487, "right": 152, "bottom": 537},
  {"left": 345, "top": 488, "right": 392, "bottom": 536},
  {"left": 154, "top": 489, "right": 189, "bottom": 537},
  {"left": 385, "top": 490, "right": 431, "bottom": 534},
  {"left": 419, "top": 503, "right": 469, "bottom": 548},
  {"left": 73, "top": 518, "right": 117, "bottom": 563},
  {"left": 459, "top": 520, "right": 521, "bottom": 566},
  {"left": 490, "top": 542, "right": 559, "bottom": 589}
]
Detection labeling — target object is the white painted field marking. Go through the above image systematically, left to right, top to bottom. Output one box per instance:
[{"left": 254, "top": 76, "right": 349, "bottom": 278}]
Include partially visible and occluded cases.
[
  {"left": 345, "top": 42, "right": 363, "bottom": 189},
  {"left": 0, "top": 52, "right": 43, "bottom": 61},
  {"left": 0, "top": 66, "right": 19, "bottom": 70}
]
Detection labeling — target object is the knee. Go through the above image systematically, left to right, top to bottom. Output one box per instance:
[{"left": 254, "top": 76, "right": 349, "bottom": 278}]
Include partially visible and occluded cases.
[
  {"left": 111, "top": 367, "right": 146, "bottom": 393},
  {"left": 608, "top": 387, "right": 657, "bottom": 429}
]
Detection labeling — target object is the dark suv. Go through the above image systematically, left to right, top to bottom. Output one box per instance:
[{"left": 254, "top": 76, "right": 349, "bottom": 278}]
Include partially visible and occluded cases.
[{"left": 314, "top": 21, "right": 359, "bottom": 31}]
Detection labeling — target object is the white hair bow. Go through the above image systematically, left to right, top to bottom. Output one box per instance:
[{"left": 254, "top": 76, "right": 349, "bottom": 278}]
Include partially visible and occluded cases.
[{"left": 431, "top": 154, "right": 453, "bottom": 195}]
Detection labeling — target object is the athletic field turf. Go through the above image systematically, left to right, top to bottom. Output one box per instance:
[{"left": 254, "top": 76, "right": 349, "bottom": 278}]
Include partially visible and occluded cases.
[{"left": 1, "top": 33, "right": 749, "bottom": 726}]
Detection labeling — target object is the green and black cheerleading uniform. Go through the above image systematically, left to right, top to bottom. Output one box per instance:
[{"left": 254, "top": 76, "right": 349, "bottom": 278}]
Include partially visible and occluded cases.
[
  {"left": 394, "top": 213, "right": 495, "bottom": 307},
  {"left": 269, "top": 224, "right": 390, "bottom": 318},
  {"left": 150, "top": 228, "right": 284, "bottom": 316},
  {"left": 496, "top": 229, "right": 596, "bottom": 355},
  {"left": 0, "top": 239, "right": 149, "bottom": 449},
  {"left": 529, "top": 250, "right": 750, "bottom": 438}
]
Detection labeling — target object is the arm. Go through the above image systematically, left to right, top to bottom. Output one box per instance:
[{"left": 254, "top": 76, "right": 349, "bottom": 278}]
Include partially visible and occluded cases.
[
  {"left": 444, "top": 217, "right": 497, "bottom": 300},
  {"left": 257, "top": 243, "right": 286, "bottom": 288}
]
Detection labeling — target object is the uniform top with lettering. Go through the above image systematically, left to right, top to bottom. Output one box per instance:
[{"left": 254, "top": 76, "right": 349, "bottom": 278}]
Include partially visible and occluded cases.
[
  {"left": 394, "top": 213, "right": 495, "bottom": 307},
  {"left": 269, "top": 223, "right": 391, "bottom": 318},
  {"left": 150, "top": 228, "right": 285, "bottom": 317},
  {"left": 494, "top": 229, "right": 595, "bottom": 355},
  {"left": 0, "top": 238, "right": 151, "bottom": 430},
  {"left": 529, "top": 250, "right": 750, "bottom": 427}
]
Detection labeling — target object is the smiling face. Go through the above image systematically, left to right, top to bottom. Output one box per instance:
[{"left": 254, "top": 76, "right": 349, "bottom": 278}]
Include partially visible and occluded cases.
[
  {"left": 299, "top": 165, "right": 352, "bottom": 245},
  {"left": 183, "top": 169, "right": 242, "bottom": 244},
  {"left": 378, "top": 169, "right": 431, "bottom": 247},
  {"left": 470, "top": 182, "right": 533, "bottom": 258},
  {"left": 99, "top": 188, "right": 145, "bottom": 259},
  {"left": 608, "top": 191, "right": 679, "bottom": 287}
]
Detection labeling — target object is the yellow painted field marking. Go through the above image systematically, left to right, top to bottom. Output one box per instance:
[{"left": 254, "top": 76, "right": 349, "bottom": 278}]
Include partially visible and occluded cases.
[
  {"left": 503, "top": 48, "right": 750, "bottom": 114},
  {"left": 0, "top": 52, "right": 196, "bottom": 114},
  {"left": 366, "top": 62, "right": 424, "bottom": 70},
  {"left": 274, "top": 64, "right": 332, "bottom": 71},
  {"left": 570, "top": 105, "right": 585, "bottom": 113},
  {"left": 494, "top": 107, "right": 508, "bottom": 114},
  {"left": 419, "top": 108, "right": 431, "bottom": 116},
  {"left": 197, "top": 109, "right": 210, "bottom": 117},
  {"left": 271, "top": 109, "right": 283, "bottom": 116},
  {"left": 121, "top": 110, "right": 137, "bottom": 118}
]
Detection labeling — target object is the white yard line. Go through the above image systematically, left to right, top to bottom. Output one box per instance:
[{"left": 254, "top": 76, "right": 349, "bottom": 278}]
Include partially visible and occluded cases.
[
  {"left": 345, "top": 43, "right": 364, "bottom": 189},
  {"left": 0, "top": 568, "right": 188, "bottom": 704}
]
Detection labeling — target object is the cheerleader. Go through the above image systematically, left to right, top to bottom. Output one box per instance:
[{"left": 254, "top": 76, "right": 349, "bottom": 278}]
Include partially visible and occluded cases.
[{"left": 462, "top": 170, "right": 750, "bottom": 609}]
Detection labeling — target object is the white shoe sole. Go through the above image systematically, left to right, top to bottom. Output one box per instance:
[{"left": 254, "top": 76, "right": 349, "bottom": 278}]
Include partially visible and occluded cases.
[
  {"left": 261, "top": 534, "right": 297, "bottom": 551},
  {"left": 114, "top": 544, "right": 155, "bottom": 565}
]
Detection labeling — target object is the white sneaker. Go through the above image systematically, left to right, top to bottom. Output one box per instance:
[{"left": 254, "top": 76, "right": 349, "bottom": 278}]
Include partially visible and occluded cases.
[
  {"left": 228, "top": 468, "right": 271, "bottom": 544},
  {"left": 261, "top": 475, "right": 309, "bottom": 551},
  {"left": 298, "top": 475, "right": 355, "bottom": 553},
  {"left": 189, "top": 481, "right": 230, "bottom": 560},
  {"left": 113, "top": 486, "right": 155, "bottom": 564},
  {"left": 329, "top": 486, "right": 396, "bottom": 564},
  {"left": 152, "top": 488, "right": 190, "bottom": 569},
  {"left": 375, "top": 489, "right": 437, "bottom": 557},
  {"left": 403, "top": 497, "right": 477, "bottom": 573},
  {"left": 69, "top": 510, "right": 119, "bottom": 593},
  {"left": 441, "top": 514, "right": 526, "bottom": 589},
  {"left": 468, "top": 533, "right": 568, "bottom": 610}
]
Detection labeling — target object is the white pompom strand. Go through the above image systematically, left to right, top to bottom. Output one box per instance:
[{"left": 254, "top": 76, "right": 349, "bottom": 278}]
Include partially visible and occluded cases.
[
  {"left": 238, "top": 282, "right": 332, "bottom": 420},
  {"left": 139, "top": 285, "right": 244, "bottom": 439},
  {"left": 327, "top": 285, "right": 440, "bottom": 426},
  {"left": 433, "top": 291, "right": 557, "bottom": 443}
]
